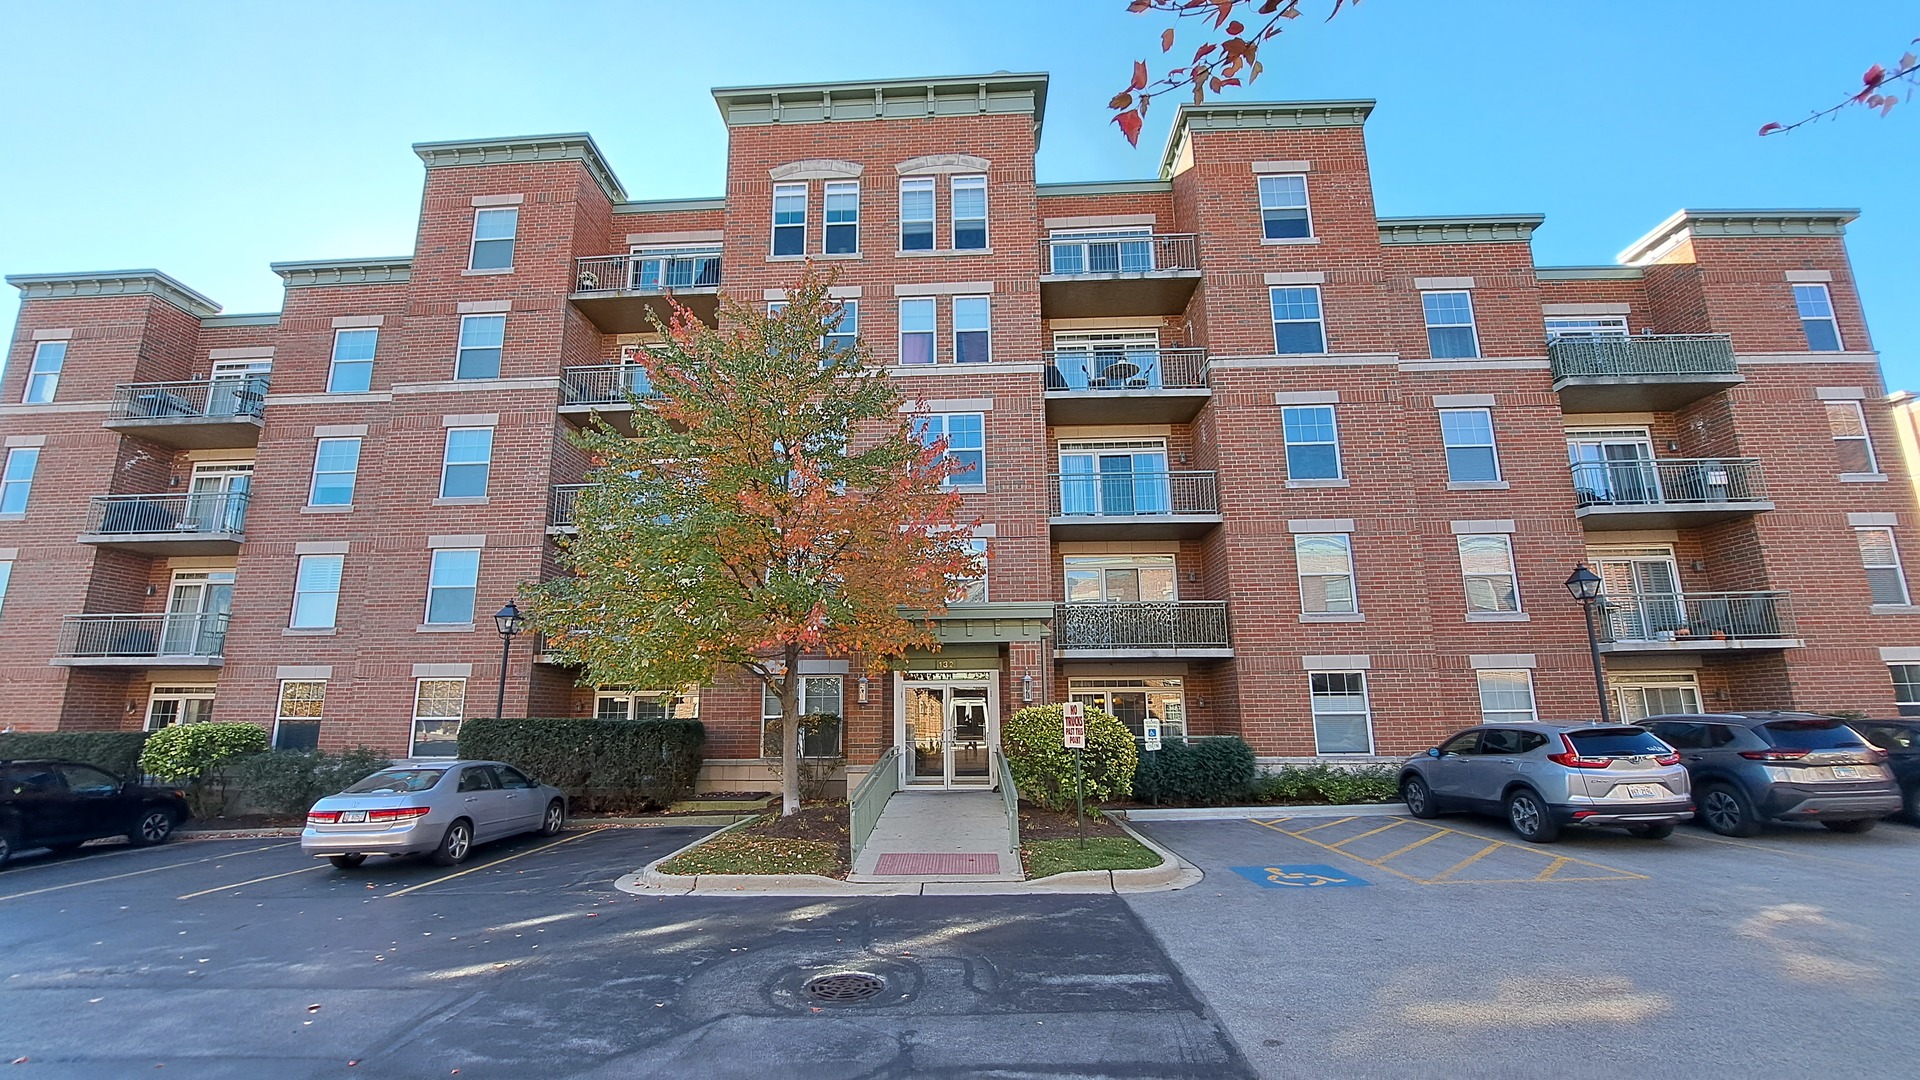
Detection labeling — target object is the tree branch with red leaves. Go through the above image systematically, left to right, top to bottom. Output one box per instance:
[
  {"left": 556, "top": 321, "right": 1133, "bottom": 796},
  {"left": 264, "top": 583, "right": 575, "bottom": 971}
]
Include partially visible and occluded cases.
[{"left": 1760, "top": 44, "right": 1919, "bottom": 135}]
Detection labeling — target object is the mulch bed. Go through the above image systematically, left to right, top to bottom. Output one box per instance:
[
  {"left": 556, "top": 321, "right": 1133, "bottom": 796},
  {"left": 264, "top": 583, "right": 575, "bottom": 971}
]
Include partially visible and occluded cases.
[
  {"left": 691, "top": 790, "right": 773, "bottom": 801},
  {"left": 658, "top": 801, "right": 853, "bottom": 878},
  {"left": 748, "top": 801, "right": 849, "bottom": 845},
  {"left": 1019, "top": 802, "right": 1127, "bottom": 841},
  {"left": 182, "top": 813, "right": 304, "bottom": 831}
]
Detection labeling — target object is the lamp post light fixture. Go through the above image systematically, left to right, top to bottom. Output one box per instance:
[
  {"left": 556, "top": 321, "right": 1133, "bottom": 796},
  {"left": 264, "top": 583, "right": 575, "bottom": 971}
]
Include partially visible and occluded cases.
[
  {"left": 1562, "top": 565, "right": 1613, "bottom": 725},
  {"left": 493, "top": 600, "right": 524, "bottom": 721},
  {"left": 1022, "top": 673, "right": 1035, "bottom": 703},
  {"left": 857, "top": 674, "right": 870, "bottom": 705}
]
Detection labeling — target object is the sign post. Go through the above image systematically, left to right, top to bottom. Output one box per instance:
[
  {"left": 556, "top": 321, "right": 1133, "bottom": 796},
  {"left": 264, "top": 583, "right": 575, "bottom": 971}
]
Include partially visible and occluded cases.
[{"left": 1062, "top": 701, "right": 1087, "bottom": 847}]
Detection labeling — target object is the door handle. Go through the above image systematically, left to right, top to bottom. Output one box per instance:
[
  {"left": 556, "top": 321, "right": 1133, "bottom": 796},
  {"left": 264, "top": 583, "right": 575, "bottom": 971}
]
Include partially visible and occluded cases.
[{"left": 464, "top": 796, "right": 478, "bottom": 803}]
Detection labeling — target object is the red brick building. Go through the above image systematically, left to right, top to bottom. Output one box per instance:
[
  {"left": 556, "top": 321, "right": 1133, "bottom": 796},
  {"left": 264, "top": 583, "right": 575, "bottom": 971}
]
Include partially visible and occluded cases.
[{"left": 5, "top": 72, "right": 1917, "bottom": 789}]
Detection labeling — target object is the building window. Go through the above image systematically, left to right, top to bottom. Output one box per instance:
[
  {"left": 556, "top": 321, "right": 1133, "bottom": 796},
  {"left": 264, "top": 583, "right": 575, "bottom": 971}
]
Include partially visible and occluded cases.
[
  {"left": 1258, "top": 174, "right": 1311, "bottom": 240},
  {"left": 951, "top": 175, "right": 987, "bottom": 250},
  {"left": 900, "top": 177, "right": 935, "bottom": 251},
  {"left": 823, "top": 180, "right": 859, "bottom": 255},
  {"left": 772, "top": 182, "right": 807, "bottom": 256},
  {"left": 468, "top": 207, "right": 518, "bottom": 271},
  {"left": 631, "top": 244, "right": 720, "bottom": 290},
  {"left": 1794, "top": 283, "right": 1843, "bottom": 351},
  {"left": 1270, "top": 286, "right": 1327, "bottom": 354},
  {"left": 1423, "top": 291, "right": 1480, "bottom": 359},
  {"left": 953, "top": 296, "right": 990, "bottom": 363},
  {"left": 899, "top": 297, "right": 936, "bottom": 365},
  {"left": 823, "top": 300, "right": 858, "bottom": 354},
  {"left": 456, "top": 314, "right": 505, "bottom": 380},
  {"left": 1545, "top": 315, "right": 1629, "bottom": 340},
  {"left": 327, "top": 329, "right": 377, "bottom": 394},
  {"left": 22, "top": 341, "right": 65, "bottom": 404},
  {"left": 1826, "top": 400, "right": 1879, "bottom": 474},
  {"left": 1281, "top": 405, "right": 1341, "bottom": 480},
  {"left": 1439, "top": 408, "right": 1501, "bottom": 482},
  {"left": 913, "top": 412, "right": 985, "bottom": 487},
  {"left": 439, "top": 427, "right": 494, "bottom": 499},
  {"left": 309, "top": 437, "right": 361, "bottom": 507},
  {"left": 0, "top": 447, "right": 39, "bottom": 514},
  {"left": 1857, "top": 526, "right": 1910, "bottom": 605},
  {"left": 1296, "top": 534, "right": 1357, "bottom": 614},
  {"left": 1459, "top": 534, "right": 1521, "bottom": 613},
  {"left": 950, "top": 538, "right": 988, "bottom": 603},
  {"left": 425, "top": 549, "right": 481, "bottom": 625},
  {"left": 290, "top": 554, "right": 343, "bottom": 629},
  {"left": 1064, "top": 554, "right": 1177, "bottom": 603},
  {"left": 0, "top": 558, "right": 11, "bottom": 617},
  {"left": 1890, "top": 664, "right": 1920, "bottom": 717},
  {"left": 1477, "top": 669, "right": 1537, "bottom": 724},
  {"left": 1310, "top": 672, "right": 1374, "bottom": 754},
  {"left": 1613, "top": 674, "right": 1702, "bottom": 721},
  {"left": 762, "top": 677, "right": 844, "bottom": 758},
  {"left": 1070, "top": 677, "right": 1186, "bottom": 740},
  {"left": 412, "top": 678, "right": 465, "bottom": 757},
  {"left": 275, "top": 680, "right": 325, "bottom": 750},
  {"left": 145, "top": 685, "right": 216, "bottom": 731},
  {"left": 595, "top": 688, "right": 700, "bottom": 721}
]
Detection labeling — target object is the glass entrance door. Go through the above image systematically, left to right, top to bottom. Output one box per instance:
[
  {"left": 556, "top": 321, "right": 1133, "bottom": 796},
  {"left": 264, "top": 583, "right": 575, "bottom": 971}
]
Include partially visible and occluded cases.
[{"left": 902, "top": 681, "right": 996, "bottom": 788}]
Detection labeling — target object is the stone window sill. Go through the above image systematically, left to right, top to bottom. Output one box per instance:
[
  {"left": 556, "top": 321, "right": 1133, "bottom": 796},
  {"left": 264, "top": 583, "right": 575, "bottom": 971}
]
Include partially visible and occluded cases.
[
  {"left": 1261, "top": 236, "right": 1321, "bottom": 246},
  {"left": 896, "top": 248, "right": 992, "bottom": 257},
  {"left": 768, "top": 252, "right": 863, "bottom": 262},
  {"left": 461, "top": 267, "right": 514, "bottom": 276},
  {"left": 1839, "top": 472, "right": 1889, "bottom": 483},
  {"left": 1287, "top": 478, "right": 1350, "bottom": 489},
  {"left": 1448, "top": 480, "right": 1510, "bottom": 491},
  {"left": 433, "top": 496, "right": 490, "bottom": 507},
  {"left": 302, "top": 504, "right": 354, "bottom": 514},
  {"left": 0, "top": 512, "right": 24, "bottom": 522},
  {"left": 1871, "top": 604, "right": 1920, "bottom": 615},
  {"left": 1466, "top": 612, "right": 1531, "bottom": 623},
  {"left": 1301, "top": 613, "right": 1365, "bottom": 623},
  {"left": 417, "top": 623, "right": 476, "bottom": 633},
  {"left": 283, "top": 627, "right": 337, "bottom": 636}
]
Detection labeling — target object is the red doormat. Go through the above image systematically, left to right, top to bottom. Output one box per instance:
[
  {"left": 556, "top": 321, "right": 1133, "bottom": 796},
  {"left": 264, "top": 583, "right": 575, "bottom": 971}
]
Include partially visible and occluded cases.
[{"left": 872, "top": 852, "right": 1003, "bottom": 875}]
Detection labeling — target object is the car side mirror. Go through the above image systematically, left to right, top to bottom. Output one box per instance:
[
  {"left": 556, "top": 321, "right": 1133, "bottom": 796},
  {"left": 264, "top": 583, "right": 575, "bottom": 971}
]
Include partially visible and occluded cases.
[{"left": 1427, "top": 748, "right": 1442, "bottom": 758}]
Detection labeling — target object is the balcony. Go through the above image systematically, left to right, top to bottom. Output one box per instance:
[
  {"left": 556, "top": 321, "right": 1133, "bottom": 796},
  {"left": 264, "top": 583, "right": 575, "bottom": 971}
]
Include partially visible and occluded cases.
[
  {"left": 1038, "top": 234, "right": 1201, "bottom": 319},
  {"left": 569, "top": 252, "right": 721, "bottom": 334},
  {"left": 1548, "top": 334, "right": 1742, "bottom": 412},
  {"left": 1043, "top": 347, "right": 1211, "bottom": 424},
  {"left": 557, "top": 365, "right": 658, "bottom": 434},
  {"left": 104, "top": 377, "right": 267, "bottom": 449},
  {"left": 1571, "top": 458, "right": 1772, "bottom": 530},
  {"left": 1048, "top": 472, "right": 1221, "bottom": 540},
  {"left": 548, "top": 484, "right": 591, "bottom": 534},
  {"left": 77, "top": 493, "right": 249, "bottom": 555},
  {"left": 1597, "top": 592, "right": 1801, "bottom": 654},
  {"left": 1052, "top": 601, "right": 1232, "bottom": 659},
  {"left": 52, "top": 613, "right": 228, "bottom": 668}
]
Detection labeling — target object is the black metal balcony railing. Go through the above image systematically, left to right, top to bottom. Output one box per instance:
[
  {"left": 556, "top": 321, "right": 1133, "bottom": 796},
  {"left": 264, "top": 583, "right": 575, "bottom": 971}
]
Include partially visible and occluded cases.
[
  {"left": 1043, "top": 234, "right": 1199, "bottom": 275},
  {"left": 573, "top": 252, "right": 721, "bottom": 294},
  {"left": 1547, "top": 334, "right": 1738, "bottom": 380},
  {"left": 1043, "top": 347, "right": 1209, "bottom": 392},
  {"left": 560, "top": 365, "right": 658, "bottom": 408},
  {"left": 108, "top": 376, "right": 269, "bottom": 422},
  {"left": 1570, "top": 458, "right": 1767, "bottom": 509},
  {"left": 1049, "top": 472, "right": 1219, "bottom": 518},
  {"left": 549, "top": 484, "right": 593, "bottom": 530},
  {"left": 83, "top": 492, "right": 249, "bottom": 536},
  {"left": 1598, "top": 592, "right": 1793, "bottom": 644},
  {"left": 1053, "top": 601, "right": 1230, "bottom": 650},
  {"left": 56, "top": 613, "right": 229, "bottom": 659}
]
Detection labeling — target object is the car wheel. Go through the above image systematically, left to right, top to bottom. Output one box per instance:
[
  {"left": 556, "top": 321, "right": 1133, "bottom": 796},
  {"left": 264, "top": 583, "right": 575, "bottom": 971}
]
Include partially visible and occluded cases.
[
  {"left": 1401, "top": 776, "right": 1438, "bottom": 819},
  {"left": 1697, "top": 783, "right": 1760, "bottom": 838},
  {"left": 1505, "top": 789, "right": 1561, "bottom": 843},
  {"left": 539, "top": 799, "right": 566, "bottom": 837},
  {"left": 127, "top": 807, "right": 177, "bottom": 847},
  {"left": 1821, "top": 818, "right": 1876, "bottom": 834},
  {"left": 432, "top": 820, "right": 474, "bottom": 866},
  {"left": 1628, "top": 822, "right": 1676, "bottom": 840},
  {"left": 329, "top": 853, "right": 367, "bottom": 870}
]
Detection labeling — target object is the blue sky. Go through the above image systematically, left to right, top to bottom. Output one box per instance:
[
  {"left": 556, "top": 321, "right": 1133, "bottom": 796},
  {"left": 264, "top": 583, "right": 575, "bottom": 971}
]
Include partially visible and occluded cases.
[{"left": 2, "top": 1, "right": 1915, "bottom": 384}]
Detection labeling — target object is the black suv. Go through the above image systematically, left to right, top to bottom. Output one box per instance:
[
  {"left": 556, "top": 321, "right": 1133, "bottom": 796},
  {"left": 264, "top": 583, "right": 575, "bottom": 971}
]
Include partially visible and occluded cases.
[
  {"left": 1637, "top": 712, "right": 1902, "bottom": 836},
  {"left": 1845, "top": 718, "right": 1920, "bottom": 822},
  {"left": 0, "top": 759, "right": 191, "bottom": 865}
]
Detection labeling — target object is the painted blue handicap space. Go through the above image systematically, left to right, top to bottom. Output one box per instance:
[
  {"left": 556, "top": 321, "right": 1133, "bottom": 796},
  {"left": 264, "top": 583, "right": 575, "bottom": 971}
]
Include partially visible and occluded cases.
[{"left": 1230, "top": 864, "right": 1370, "bottom": 889}]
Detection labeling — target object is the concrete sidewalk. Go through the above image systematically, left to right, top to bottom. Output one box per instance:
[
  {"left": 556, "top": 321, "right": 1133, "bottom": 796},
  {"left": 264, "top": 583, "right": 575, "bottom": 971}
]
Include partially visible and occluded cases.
[{"left": 848, "top": 790, "right": 1022, "bottom": 883}]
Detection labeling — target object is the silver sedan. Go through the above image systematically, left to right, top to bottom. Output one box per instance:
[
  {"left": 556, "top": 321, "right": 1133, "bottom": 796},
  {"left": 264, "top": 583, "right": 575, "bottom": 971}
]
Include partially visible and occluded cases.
[{"left": 301, "top": 760, "right": 567, "bottom": 869}]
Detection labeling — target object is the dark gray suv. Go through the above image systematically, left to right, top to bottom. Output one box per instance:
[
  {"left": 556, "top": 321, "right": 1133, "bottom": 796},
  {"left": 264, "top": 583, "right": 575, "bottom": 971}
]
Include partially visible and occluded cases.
[{"left": 1638, "top": 712, "right": 1903, "bottom": 836}]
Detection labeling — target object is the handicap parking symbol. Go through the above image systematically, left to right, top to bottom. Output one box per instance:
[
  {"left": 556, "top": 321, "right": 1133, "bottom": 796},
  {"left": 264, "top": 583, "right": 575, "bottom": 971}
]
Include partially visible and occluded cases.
[{"left": 1231, "top": 864, "right": 1370, "bottom": 889}]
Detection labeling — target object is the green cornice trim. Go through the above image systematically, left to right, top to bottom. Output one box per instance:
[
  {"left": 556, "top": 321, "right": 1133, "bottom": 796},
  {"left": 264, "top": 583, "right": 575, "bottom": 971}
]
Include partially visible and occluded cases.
[
  {"left": 712, "top": 72, "right": 1050, "bottom": 142},
  {"left": 1161, "top": 99, "right": 1376, "bottom": 178},
  {"left": 412, "top": 133, "right": 627, "bottom": 203},
  {"left": 1037, "top": 179, "right": 1172, "bottom": 197},
  {"left": 612, "top": 197, "right": 727, "bottom": 214},
  {"left": 1620, "top": 208, "right": 1860, "bottom": 265},
  {"left": 1377, "top": 214, "right": 1544, "bottom": 245},
  {"left": 270, "top": 257, "right": 413, "bottom": 288},
  {"left": 1536, "top": 266, "right": 1645, "bottom": 281},
  {"left": 6, "top": 269, "right": 221, "bottom": 318},
  {"left": 201, "top": 313, "right": 282, "bottom": 327}
]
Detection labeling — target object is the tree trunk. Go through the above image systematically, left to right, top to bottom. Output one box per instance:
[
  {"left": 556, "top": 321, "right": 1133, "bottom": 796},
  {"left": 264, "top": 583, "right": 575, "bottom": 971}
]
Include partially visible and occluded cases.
[{"left": 779, "top": 642, "right": 802, "bottom": 817}]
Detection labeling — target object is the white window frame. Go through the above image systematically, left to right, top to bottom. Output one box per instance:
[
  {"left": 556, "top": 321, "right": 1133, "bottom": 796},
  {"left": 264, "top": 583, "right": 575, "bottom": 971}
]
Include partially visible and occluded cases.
[
  {"left": 1257, "top": 173, "right": 1312, "bottom": 240},
  {"left": 950, "top": 174, "right": 988, "bottom": 250},
  {"left": 899, "top": 176, "right": 935, "bottom": 251},
  {"left": 822, "top": 179, "right": 860, "bottom": 255},
  {"left": 772, "top": 181, "right": 808, "bottom": 256},
  {"left": 468, "top": 207, "right": 518, "bottom": 271},
  {"left": 1793, "top": 283, "right": 1844, "bottom": 352},
  {"left": 1269, "top": 285, "right": 1327, "bottom": 355},
  {"left": 1422, "top": 290, "right": 1481, "bottom": 360},
  {"left": 952, "top": 295, "right": 990, "bottom": 364},
  {"left": 899, "top": 297, "right": 936, "bottom": 365},
  {"left": 823, "top": 300, "right": 858, "bottom": 354},
  {"left": 455, "top": 313, "right": 506, "bottom": 380},
  {"left": 1545, "top": 315, "right": 1628, "bottom": 341},
  {"left": 326, "top": 328, "right": 378, "bottom": 394},
  {"left": 22, "top": 341, "right": 65, "bottom": 404},
  {"left": 1826, "top": 400, "right": 1879, "bottom": 475},
  {"left": 1280, "top": 404, "right": 1342, "bottom": 480},
  {"left": 1438, "top": 407, "right": 1501, "bottom": 483},
  {"left": 914, "top": 412, "right": 986, "bottom": 488},
  {"left": 439, "top": 426, "right": 495, "bottom": 499},
  {"left": 308, "top": 437, "right": 360, "bottom": 507},
  {"left": 0, "top": 447, "right": 38, "bottom": 515},
  {"left": 1857, "top": 526, "right": 1911, "bottom": 606},
  {"left": 1295, "top": 533, "right": 1358, "bottom": 615},
  {"left": 1458, "top": 534, "right": 1522, "bottom": 613},
  {"left": 951, "top": 538, "right": 989, "bottom": 603},
  {"left": 424, "top": 548, "right": 481, "bottom": 626},
  {"left": 290, "top": 553, "right": 344, "bottom": 629},
  {"left": 1063, "top": 554, "right": 1179, "bottom": 604},
  {"left": 0, "top": 558, "right": 12, "bottom": 617},
  {"left": 1889, "top": 663, "right": 1920, "bottom": 717},
  {"left": 1476, "top": 669, "right": 1538, "bottom": 725},
  {"left": 1309, "top": 671, "right": 1375, "bottom": 755},
  {"left": 1612, "top": 673, "right": 1702, "bottom": 721},
  {"left": 761, "top": 676, "right": 845, "bottom": 758},
  {"left": 1068, "top": 677, "right": 1188, "bottom": 740},
  {"left": 411, "top": 678, "right": 466, "bottom": 758},
  {"left": 274, "top": 679, "right": 326, "bottom": 749},
  {"left": 144, "top": 685, "right": 217, "bottom": 732},
  {"left": 594, "top": 687, "right": 701, "bottom": 721}
]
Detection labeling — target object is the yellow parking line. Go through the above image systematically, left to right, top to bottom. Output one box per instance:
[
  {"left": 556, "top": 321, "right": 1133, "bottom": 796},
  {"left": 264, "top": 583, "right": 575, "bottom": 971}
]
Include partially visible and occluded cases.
[
  {"left": 1252, "top": 817, "right": 1648, "bottom": 884},
  {"left": 1289, "top": 817, "right": 1359, "bottom": 835},
  {"left": 1251, "top": 819, "right": 1429, "bottom": 884},
  {"left": 1327, "top": 820, "right": 1411, "bottom": 849},
  {"left": 381, "top": 827, "right": 608, "bottom": 899},
  {"left": 1375, "top": 828, "right": 1451, "bottom": 862},
  {"left": 0, "top": 842, "right": 293, "bottom": 903},
  {"left": 1430, "top": 842, "right": 1503, "bottom": 882},
  {"left": 1535, "top": 856, "right": 1572, "bottom": 882},
  {"left": 177, "top": 863, "right": 327, "bottom": 900}
]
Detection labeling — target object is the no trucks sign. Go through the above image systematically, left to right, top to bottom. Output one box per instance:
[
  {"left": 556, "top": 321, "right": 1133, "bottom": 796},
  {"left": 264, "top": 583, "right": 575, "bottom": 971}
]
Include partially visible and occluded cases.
[{"left": 1062, "top": 701, "right": 1087, "bottom": 749}]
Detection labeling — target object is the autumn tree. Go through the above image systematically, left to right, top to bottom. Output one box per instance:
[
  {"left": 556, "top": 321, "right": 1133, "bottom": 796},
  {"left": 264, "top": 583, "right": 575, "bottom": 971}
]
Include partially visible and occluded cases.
[{"left": 528, "top": 269, "right": 979, "bottom": 816}]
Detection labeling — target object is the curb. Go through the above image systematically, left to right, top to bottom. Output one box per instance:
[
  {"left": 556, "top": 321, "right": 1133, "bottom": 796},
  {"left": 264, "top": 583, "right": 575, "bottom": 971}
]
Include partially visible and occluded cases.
[
  {"left": 1114, "top": 802, "right": 1406, "bottom": 822},
  {"left": 179, "top": 827, "right": 301, "bottom": 838}
]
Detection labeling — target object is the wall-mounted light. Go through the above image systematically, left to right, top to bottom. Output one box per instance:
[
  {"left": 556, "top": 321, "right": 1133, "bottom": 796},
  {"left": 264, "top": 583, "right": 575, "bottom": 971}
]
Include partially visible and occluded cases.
[
  {"left": 1666, "top": 440, "right": 1680, "bottom": 453},
  {"left": 1691, "top": 560, "right": 1707, "bottom": 572},
  {"left": 1186, "top": 571, "right": 1198, "bottom": 583},
  {"left": 145, "top": 585, "right": 157, "bottom": 598},
  {"left": 1021, "top": 673, "right": 1035, "bottom": 703},
  {"left": 857, "top": 675, "right": 870, "bottom": 705},
  {"left": 125, "top": 701, "right": 137, "bottom": 715}
]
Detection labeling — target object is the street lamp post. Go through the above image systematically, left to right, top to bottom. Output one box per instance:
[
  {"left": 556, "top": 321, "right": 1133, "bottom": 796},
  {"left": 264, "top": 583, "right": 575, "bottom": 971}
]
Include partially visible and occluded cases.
[
  {"left": 1563, "top": 565, "right": 1612, "bottom": 725},
  {"left": 493, "top": 600, "right": 523, "bottom": 721}
]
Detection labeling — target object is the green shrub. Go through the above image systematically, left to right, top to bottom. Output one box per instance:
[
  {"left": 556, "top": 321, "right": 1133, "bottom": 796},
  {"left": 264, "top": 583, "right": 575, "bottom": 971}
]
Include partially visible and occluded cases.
[
  {"left": 1000, "top": 704, "right": 1137, "bottom": 811},
  {"left": 458, "top": 717, "right": 705, "bottom": 813},
  {"left": 137, "top": 723, "right": 271, "bottom": 817},
  {"left": 0, "top": 731, "right": 149, "bottom": 777},
  {"left": 1130, "top": 736, "right": 1258, "bottom": 806},
  {"left": 227, "top": 748, "right": 391, "bottom": 816},
  {"left": 1251, "top": 764, "right": 1400, "bottom": 806}
]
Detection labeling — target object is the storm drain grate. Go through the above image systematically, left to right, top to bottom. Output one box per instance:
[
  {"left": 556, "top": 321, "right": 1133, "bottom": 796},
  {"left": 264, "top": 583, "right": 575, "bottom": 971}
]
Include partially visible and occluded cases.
[{"left": 803, "top": 971, "right": 887, "bottom": 1004}]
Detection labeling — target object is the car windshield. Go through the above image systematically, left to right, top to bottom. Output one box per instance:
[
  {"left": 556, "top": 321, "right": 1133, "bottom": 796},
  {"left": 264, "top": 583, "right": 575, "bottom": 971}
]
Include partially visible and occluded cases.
[
  {"left": 1761, "top": 720, "right": 1868, "bottom": 750},
  {"left": 1564, "top": 728, "right": 1670, "bottom": 756},
  {"left": 343, "top": 768, "right": 446, "bottom": 794}
]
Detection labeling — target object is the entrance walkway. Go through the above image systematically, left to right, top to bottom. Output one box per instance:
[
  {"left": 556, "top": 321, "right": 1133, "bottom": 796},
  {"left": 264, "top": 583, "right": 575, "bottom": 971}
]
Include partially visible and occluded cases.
[{"left": 849, "top": 791, "right": 1023, "bottom": 883}]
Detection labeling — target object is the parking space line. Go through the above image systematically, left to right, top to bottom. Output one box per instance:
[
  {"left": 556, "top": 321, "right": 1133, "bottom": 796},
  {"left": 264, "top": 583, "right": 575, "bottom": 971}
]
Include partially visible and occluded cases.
[
  {"left": 1252, "top": 817, "right": 1648, "bottom": 885},
  {"left": 1287, "top": 817, "right": 1358, "bottom": 835},
  {"left": 1251, "top": 820, "right": 1430, "bottom": 884},
  {"left": 1327, "top": 820, "right": 1410, "bottom": 848},
  {"left": 381, "top": 827, "right": 609, "bottom": 899},
  {"left": 1375, "top": 828, "right": 1451, "bottom": 862},
  {"left": 1429, "top": 841, "right": 1503, "bottom": 882},
  {"left": 0, "top": 842, "right": 294, "bottom": 903},
  {"left": 1535, "top": 856, "right": 1572, "bottom": 882},
  {"left": 176, "top": 863, "right": 328, "bottom": 900}
]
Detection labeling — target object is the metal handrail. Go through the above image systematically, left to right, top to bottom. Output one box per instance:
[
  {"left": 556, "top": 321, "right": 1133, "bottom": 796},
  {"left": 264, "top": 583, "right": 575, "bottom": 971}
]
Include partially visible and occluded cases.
[
  {"left": 1042, "top": 233, "right": 1199, "bottom": 275},
  {"left": 573, "top": 252, "right": 722, "bottom": 295},
  {"left": 1547, "top": 334, "right": 1737, "bottom": 379},
  {"left": 1042, "top": 347, "right": 1209, "bottom": 391},
  {"left": 560, "top": 364, "right": 658, "bottom": 407},
  {"left": 108, "top": 376, "right": 269, "bottom": 422},
  {"left": 1570, "top": 458, "right": 1768, "bottom": 508},
  {"left": 1049, "top": 471, "right": 1219, "bottom": 517},
  {"left": 549, "top": 484, "right": 593, "bottom": 529},
  {"left": 84, "top": 492, "right": 250, "bottom": 535},
  {"left": 1597, "top": 591, "right": 1793, "bottom": 643},
  {"left": 1053, "top": 601, "right": 1231, "bottom": 649},
  {"left": 56, "top": 613, "right": 230, "bottom": 659},
  {"left": 849, "top": 746, "right": 904, "bottom": 862},
  {"left": 998, "top": 752, "right": 1020, "bottom": 856}
]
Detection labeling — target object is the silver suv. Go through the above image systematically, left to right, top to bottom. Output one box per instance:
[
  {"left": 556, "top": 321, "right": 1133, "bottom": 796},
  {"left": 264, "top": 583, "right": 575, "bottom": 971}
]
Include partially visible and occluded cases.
[{"left": 1399, "top": 723, "right": 1694, "bottom": 843}]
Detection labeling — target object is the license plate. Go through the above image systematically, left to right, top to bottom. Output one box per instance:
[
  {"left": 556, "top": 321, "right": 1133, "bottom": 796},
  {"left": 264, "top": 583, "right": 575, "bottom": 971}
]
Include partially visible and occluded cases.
[
  {"left": 1832, "top": 766, "right": 1865, "bottom": 779},
  {"left": 1622, "top": 784, "right": 1664, "bottom": 799},
  {"left": 339, "top": 810, "right": 367, "bottom": 823}
]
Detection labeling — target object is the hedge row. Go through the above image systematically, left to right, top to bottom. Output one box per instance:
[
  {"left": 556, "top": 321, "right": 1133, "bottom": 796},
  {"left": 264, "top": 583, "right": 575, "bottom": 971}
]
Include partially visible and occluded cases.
[
  {"left": 458, "top": 717, "right": 704, "bottom": 813},
  {"left": 0, "top": 731, "right": 150, "bottom": 777},
  {"left": 1130, "top": 736, "right": 1258, "bottom": 806}
]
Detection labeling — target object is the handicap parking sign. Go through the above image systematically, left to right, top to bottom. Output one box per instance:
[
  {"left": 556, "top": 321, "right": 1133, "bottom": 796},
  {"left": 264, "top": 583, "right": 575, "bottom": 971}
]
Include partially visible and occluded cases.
[{"left": 1231, "top": 864, "right": 1369, "bottom": 888}]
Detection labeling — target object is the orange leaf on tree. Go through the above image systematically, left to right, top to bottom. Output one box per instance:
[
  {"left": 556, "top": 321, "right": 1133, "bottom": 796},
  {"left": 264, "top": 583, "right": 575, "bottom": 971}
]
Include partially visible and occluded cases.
[
  {"left": 1162, "top": 27, "right": 1176, "bottom": 52},
  {"left": 1132, "top": 60, "right": 1148, "bottom": 90},
  {"left": 1115, "top": 109, "right": 1144, "bottom": 146}
]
